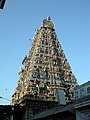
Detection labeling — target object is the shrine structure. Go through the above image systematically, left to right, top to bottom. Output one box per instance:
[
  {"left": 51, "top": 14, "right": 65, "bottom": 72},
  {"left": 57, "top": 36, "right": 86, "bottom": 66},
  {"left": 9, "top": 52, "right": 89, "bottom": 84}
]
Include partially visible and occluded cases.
[{"left": 12, "top": 16, "right": 77, "bottom": 106}]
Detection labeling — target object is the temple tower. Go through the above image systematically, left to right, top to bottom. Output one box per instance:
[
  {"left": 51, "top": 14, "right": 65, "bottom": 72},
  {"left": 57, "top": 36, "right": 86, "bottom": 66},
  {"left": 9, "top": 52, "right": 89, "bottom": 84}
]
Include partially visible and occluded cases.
[{"left": 12, "top": 16, "right": 77, "bottom": 105}]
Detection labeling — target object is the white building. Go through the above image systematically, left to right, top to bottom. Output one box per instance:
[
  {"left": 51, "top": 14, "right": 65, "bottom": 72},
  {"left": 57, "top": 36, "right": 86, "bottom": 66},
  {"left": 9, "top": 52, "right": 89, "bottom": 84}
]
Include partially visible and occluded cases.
[{"left": 74, "top": 81, "right": 90, "bottom": 99}]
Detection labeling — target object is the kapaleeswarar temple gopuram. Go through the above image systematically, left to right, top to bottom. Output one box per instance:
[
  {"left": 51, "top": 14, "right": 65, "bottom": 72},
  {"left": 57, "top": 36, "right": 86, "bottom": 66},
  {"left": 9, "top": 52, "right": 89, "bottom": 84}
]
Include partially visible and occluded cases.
[{"left": 12, "top": 16, "right": 77, "bottom": 105}]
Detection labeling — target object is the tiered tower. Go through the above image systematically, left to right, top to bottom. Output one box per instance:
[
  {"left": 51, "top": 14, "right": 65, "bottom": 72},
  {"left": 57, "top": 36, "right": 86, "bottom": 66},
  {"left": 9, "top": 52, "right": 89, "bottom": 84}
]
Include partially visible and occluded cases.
[{"left": 12, "top": 17, "right": 77, "bottom": 105}]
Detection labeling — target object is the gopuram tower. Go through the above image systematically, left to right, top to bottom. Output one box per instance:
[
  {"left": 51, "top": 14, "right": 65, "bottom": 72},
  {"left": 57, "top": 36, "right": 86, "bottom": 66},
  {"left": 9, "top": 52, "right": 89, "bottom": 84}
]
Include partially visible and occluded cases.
[{"left": 12, "top": 17, "right": 77, "bottom": 107}]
